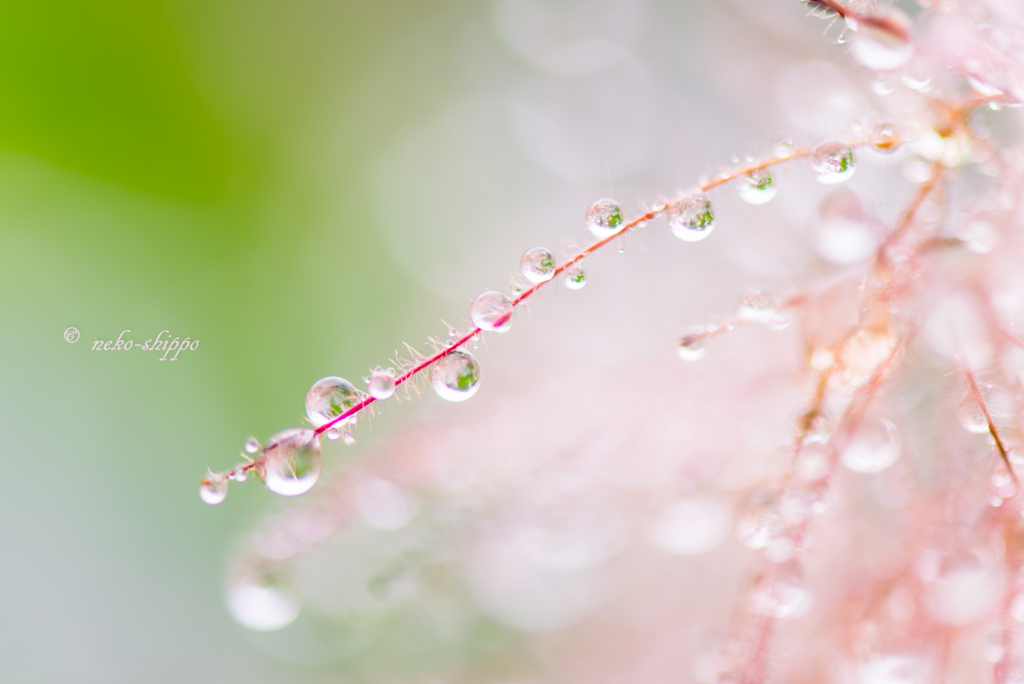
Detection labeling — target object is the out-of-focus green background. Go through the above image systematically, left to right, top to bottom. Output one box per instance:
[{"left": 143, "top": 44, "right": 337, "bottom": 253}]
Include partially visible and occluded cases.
[{"left": 0, "top": 0, "right": 866, "bottom": 681}]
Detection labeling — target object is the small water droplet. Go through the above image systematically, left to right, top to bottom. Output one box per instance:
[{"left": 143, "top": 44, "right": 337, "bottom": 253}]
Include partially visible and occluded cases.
[
  {"left": 849, "top": 6, "right": 914, "bottom": 72},
  {"left": 836, "top": 28, "right": 848, "bottom": 44},
  {"left": 901, "top": 72, "right": 931, "bottom": 92},
  {"left": 871, "top": 76, "right": 895, "bottom": 95},
  {"left": 870, "top": 121, "right": 901, "bottom": 153},
  {"left": 772, "top": 136, "right": 795, "bottom": 157},
  {"left": 810, "top": 141, "right": 856, "bottom": 184},
  {"left": 737, "top": 168, "right": 777, "bottom": 205},
  {"left": 668, "top": 193, "right": 715, "bottom": 242},
  {"left": 586, "top": 198, "right": 624, "bottom": 238},
  {"left": 520, "top": 247, "right": 556, "bottom": 283},
  {"left": 565, "top": 267, "right": 586, "bottom": 290},
  {"left": 738, "top": 289, "right": 777, "bottom": 323},
  {"left": 470, "top": 291, "right": 513, "bottom": 333},
  {"left": 768, "top": 311, "right": 792, "bottom": 331},
  {"left": 677, "top": 326, "right": 706, "bottom": 362},
  {"left": 431, "top": 349, "right": 480, "bottom": 402},
  {"left": 368, "top": 368, "right": 396, "bottom": 400},
  {"left": 305, "top": 377, "right": 361, "bottom": 427},
  {"left": 958, "top": 391, "right": 989, "bottom": 434},
  {"left": 841, "top": 419, "right": 901, "bottom": 473},
  {"left": 341, "top": 426, "right": 356, "bottom": 446},
  {"left": 325, "top": 427, "right": 340, "bottom": 441},
  {"left": 263, "top": 428, "right": 322, "bottom": 496},
  {"left": 244, "top": 438, "right": 260, "bottom": 455},
  {"left": 992, "top": 463, "right": 1017, "bottom": 499},
  {"left": 231, "top": 469, "right": 248, "bottom": 483},
  {"left": 200, "top": 472, "right": 228, "bottom": 505},
  {"left": 736, "top": 495, "right": 782, "bottom": 549},
  {"left": 749, "top": 562, "right": 810, "bottom": 618},
  {"left": 226, "top": 564, "right": 302, "bottom": 631}
]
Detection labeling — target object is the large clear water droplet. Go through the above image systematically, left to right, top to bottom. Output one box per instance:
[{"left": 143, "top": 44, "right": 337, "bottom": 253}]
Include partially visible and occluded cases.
[
  {"left": 849, "top": 7, "right": 914, "bottom": 72},
  {"left": 810, "top": 141, "right": 856, "bottom": 184},
  {"left": 738, "top": 169, "right": 777, "bottom": 205},
  {"left": 668, "top": 193, "right": 715, "bottom": 242},
  {"left": 586, "top": 198, "right": 624, "bottom": 238},
  {"left": 520, "top": 247, "right": 556, "bottom": 284},
  {"left": 564, "top": 267, "right": 586, "bottom": 290},
  {"left": 470, "top": 291, "right": 513, "bottom": 333},
  {"left": 431, "top": 349, "right": 481, "bottom": 402},
  {"left": 368, "top": 367, "right": 396, "bottom": 400},
  {"left": 305, "top": 377, "right": 361, "bottom": 427},
  {"left": 957, "top": 391, "right": 989, "bottom": 434},
  {"left": 841, "top": 418, "right": 901, "bottom": 473},
  {"left": 262, "top": 428, "right": 322, "bottom": 496},
  {"left": 244, "top": 437, "right": 260, "bottom": 455},
  {"left": 199, "top": 471, "right": 228, "bottom": 505},
  {"left": 226, "top": 564, "right": 302, "bottom": 631}
]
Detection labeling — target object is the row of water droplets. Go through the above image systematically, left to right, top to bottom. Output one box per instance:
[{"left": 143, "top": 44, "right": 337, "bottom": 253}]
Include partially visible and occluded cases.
[{"left": 201, "top": 131, "right": 897, "bottom": 508}]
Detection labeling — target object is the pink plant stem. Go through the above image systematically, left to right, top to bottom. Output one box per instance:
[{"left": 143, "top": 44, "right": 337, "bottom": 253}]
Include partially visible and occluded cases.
[
  {"left": 239, "top": 146, "right": 826, "bottom": 465},
  {"left": 964, "top": 367, "right": 1014, "bottom": 475}
]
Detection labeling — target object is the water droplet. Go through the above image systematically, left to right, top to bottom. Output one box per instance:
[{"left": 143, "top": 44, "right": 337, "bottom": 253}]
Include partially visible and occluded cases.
[
  {"left": 849, "top": 7, "right": 914, "bottom": 72},
  {"left": 901, "top": 72, "right": 931, "bottom": 92},
  {"left": 871, "top": 76, "right": 895, "bottom": 95},
  {"left": 870, "top": 122, "right": 901, "bottom": 153},
  {"left": 772, "top": 136, "right": 795, "bottom": 157},
  {"left": 810, "top": 141, "right": 856, "bottom": 184},
  {"left": 738, "top": 168, "right": 777, "bottom": 205},
  {"left": 668, "top": 193, "right": 715, "bottom": 242},
  {"left": 586, "top": 198, "right": 624, "bottom": 238},
  {"left": 520, "top": 247, "right": 556, "bottom": 283},
  {"left": 565, "top": 267, "right": 586, "bottom": 290},
  {"left": 738, "top": 289, "right": 777, "bottom": 323},
  {"left": 470, "top": 291, "right": 513, "bottom": 333},
  {"left": 677, "top": 326, "right": 706, "bottom": 362},
  {"left": 431, "top": 349, "right": 481, "bottom": 402},
  {"left": 368, "top": 368, "right": 396, "bottom": 400},
  {"left": 305, "top": 377, "right": 361, "bottom": 428},
  {"left": 958, "top": 391, "right": 989, "bottom": 434},
  {"left": 842, "top": 419, "right": 901, "bottom": 473},
  {"left": 341, "top": 426, "right": 356, "bottom": 446},
  {"left": 325, "top": 427, "right": 340, "bottom": 441},
  {"left": 262, "top": 428, "right": 322, "bottom": 497},
  {"left": 244, "top": 438, "right": 260, "bottom": 455},
  {"left": 992, "top": 463, "right": 1017, "bottom": 499},
  {"left": 231, "top": 469, "right": 248, "bottom": 483},
  {"left": 199, "top": 472, "right": 228, "bottom": 505},
  {"left": 736, "top": 496, "right": 782, "bottom": 550},
  {"left": 749, "top": 562, "right": 810, "bottom": 618},
  {"left": 226, "top": 564, "right": 302, "bottom": 631}
]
